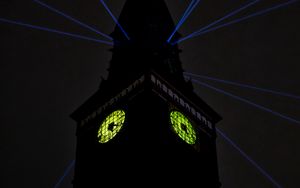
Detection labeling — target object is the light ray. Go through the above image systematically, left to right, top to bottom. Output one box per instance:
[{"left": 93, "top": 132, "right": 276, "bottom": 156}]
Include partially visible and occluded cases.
[
  {"left": 33, "top": 0, "right": 112, "bottom": 41},
  {"left": 99, "top": 0, "right": 130, "bottom": 40},
  {"left": 167, "top": 0, "right": 201, "bottom": 43},
  {"left": 170, "top": 0, "right": 196, "bottom": 39},
  {"left": 175, "top": 0, "right": 299, "bottom": 44},
  {"left": 176, "top": 0, "right": 260, "bottom": 44},
  {"left": 177, "top": 0, "right": 197, "bottom": 28},
  {"left": 0, "top": 18, "right": 113, "bottom": 46},
  {"left": 184, "top": 72, "right": 300, "bottom": 100},
  {"left": 190, "top": 79, "right": 300, "bottom": 125},
  {"left": 216, "top": 128, "right": 283, "bottom": 188},
  {"left": 53, "top": 160, "right": 75, "bottom": 188}
]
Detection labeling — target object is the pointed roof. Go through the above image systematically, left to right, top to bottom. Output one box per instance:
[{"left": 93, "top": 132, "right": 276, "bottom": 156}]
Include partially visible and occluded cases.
[{"left": 112, "top": 0, "right": 180, "bottom": 47}]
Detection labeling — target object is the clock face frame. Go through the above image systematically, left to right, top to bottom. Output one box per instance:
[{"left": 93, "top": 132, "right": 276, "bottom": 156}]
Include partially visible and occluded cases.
[
  {"left": 97, "top": 109, "right": 126, "bottom": 143},
  {"left": 170, "top": 111, "right": 197, "bottom": 145}
]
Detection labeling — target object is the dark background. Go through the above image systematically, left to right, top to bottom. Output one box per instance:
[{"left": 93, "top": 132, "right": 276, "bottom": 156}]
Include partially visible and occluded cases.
[{"left": 1, "top": 0, "right": 299, "bottom": 187}]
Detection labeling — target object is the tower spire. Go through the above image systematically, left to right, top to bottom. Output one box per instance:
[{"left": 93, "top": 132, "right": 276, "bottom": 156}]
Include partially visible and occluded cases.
[
  {"left": 106, "top": 0, "right": 186, "bottom": 94},
  {"left": 112, "top": 0, "right": 180, "bottom": 45}
]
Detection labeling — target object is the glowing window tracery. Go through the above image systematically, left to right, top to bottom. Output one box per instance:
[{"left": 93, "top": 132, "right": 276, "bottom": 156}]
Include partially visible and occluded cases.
[
  {"left": 97, "top": 110, "right": 126, "bottom": 143},
  {"left": 170, "top": 111, "right": 197, "bottom": 145}
]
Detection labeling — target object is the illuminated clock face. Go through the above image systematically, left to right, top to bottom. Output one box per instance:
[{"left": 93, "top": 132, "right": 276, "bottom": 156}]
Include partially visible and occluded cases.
[
  {"left": 97, "top": 110, "right": 126, "bottom": 143},
  {"left": 170, "top": 111, "right": 197, "bottom": 145}
]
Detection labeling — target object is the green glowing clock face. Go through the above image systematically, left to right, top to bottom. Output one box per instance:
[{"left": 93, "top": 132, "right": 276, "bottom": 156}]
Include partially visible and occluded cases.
[
  {"left": 97, "top": 110, "right": 126, "bottom": 143},
  {"left": 170, "top": 111, "right": 197, "bottom": 145}
]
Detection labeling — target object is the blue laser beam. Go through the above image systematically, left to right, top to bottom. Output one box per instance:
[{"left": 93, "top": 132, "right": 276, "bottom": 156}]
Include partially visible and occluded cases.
[
  {"left": 32, "top": 0, "right": 113, "bottom": 41},
  {"left": 99, "top": 0, "right": 130, "bottom": 40},
  {"left": 167, "top": 0, "right": 201, "bottom": 43},
  {"left": 168, "top": 0, "right": 196, "bottom": 42},
  {"left": 168, "top": 0, "right": 200, "bottom": 43},
  {"left": 175, "top": 0, "right": 299, "bottom": 44},
  {"left": 177, "top": 0, "right": 260, "bottom": 43},
  {"left": 177, "top": 0, "right": 197, "bottom": 27},
  {"left": 0, "top": 18, "right": 113, "bottom": 46},
  {"left": 184, "top": 72, "right": 300, "bottom": 100},
  {"left": 190, "top": 79, "right": 300, "bottom": 125},
  {"left": 216, "top": 128, "right": 283, "bottom": 188},
  {"left": 53, "top": 160, "right": 75, "bottom": 188}
]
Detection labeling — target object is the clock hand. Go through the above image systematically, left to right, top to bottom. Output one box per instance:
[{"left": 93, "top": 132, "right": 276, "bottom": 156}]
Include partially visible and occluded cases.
[
  {"left": 108, "top": 123, "right": 117, "bottom": 132},
  {"left": 180, "top": 123, "right": 188, "bottom": 133}
]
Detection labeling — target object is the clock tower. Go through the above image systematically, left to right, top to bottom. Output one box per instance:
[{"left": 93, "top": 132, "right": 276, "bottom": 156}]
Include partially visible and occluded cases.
[{"left": 71, "top": 0, "right": 222, "bottom": 187}]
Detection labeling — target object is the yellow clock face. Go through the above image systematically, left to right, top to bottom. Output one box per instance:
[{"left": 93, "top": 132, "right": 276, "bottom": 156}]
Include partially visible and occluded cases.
[
  {"left": 97, "top": 110, "right": 126, "bottom": 143},
  {"left": 170, "top": 111, "right": 197, "bottom": 145}
]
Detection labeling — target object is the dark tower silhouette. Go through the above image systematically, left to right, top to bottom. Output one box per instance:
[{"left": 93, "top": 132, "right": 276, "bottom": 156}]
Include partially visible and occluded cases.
[{"left": 71, "top": 0, "right": 222, "bottom": 187}]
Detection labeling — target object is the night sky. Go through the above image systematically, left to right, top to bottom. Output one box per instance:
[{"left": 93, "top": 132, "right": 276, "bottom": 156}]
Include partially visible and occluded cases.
[{"left": 1, "top": 0, "right": 300, "bottom": 187}]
